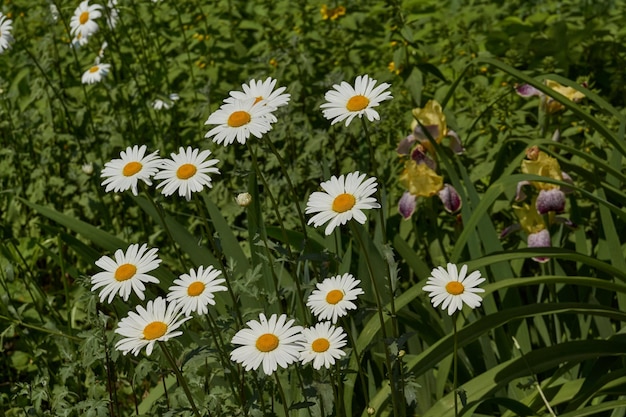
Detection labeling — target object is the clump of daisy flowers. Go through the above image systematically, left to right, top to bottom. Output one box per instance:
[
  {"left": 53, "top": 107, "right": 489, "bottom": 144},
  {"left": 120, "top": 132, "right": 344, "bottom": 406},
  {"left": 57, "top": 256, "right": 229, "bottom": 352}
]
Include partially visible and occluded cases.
[
  {"left": 320, "top": 74, "right": 392, "bottom": 127},
  {"left": 204, "top": 77, "right": 290, "bottom": 146},
  {"left": 306, "top": 171, "right": 380, "bottom": 235},
  {"left": 422, "top": 263, "right": 486, "bottom": 315}
]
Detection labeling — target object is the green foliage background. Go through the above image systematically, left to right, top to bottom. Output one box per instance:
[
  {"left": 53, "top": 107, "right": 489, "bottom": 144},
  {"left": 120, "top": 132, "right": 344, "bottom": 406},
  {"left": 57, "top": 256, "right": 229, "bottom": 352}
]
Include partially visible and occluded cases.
[{"left": 1, "top": 0, "right": 626, "bottom": 416}]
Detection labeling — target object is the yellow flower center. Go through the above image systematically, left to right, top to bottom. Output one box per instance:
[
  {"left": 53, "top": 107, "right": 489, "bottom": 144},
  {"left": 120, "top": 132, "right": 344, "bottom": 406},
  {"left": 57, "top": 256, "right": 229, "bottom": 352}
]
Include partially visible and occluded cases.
[
  {"left": 79, "top": 11, "right": 90, "bottom": 25},
  {"left": 89, "top": 66, "right": 100, "bottom": 73},
  {"left": 346, "top": 95, "right": 370, "bottom": 112},
  {"left": 227, "top": 110, "right": 251, "bottom": 127},
  {"left": 122, "top": 161, "right": 142, "bottom": 177},
  {"left": 176, "top": 163, "right": 197, "bottom": 179},
  {"left": 332, "top": 193, "right": 356, "bottom": 213},
  {"left": 114, "top": 264, "right": 137, "bottom": 282},
  {"left": 187, "top": 281, "right": 205, "bottom": 297},
  {"left": 445, "top": 281, "right": 464, "bottom": 295},
  {"left": 326, "top": 289, "right": 344, "bottom": 305},
  {"left": 143, "top": 321, "right": 168, "bottom": 340},
  {"left": 256, "top": 333, "right": 279, "bottom": 352},
  {"left": 311, "top": 338, "right": 330, "bottom": 353}
]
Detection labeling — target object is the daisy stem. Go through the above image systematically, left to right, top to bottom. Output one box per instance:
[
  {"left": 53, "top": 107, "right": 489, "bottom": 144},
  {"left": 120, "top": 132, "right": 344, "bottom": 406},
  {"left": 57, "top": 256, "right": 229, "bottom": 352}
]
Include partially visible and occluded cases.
[
  {"left": 361, "top": 118, "right": 377, "bottom": 174},
  {"left": 263, "top": 135, "right": 309, "bottom": 241},
  {"left": 249, "top": 143, "right": 304, "bottom": 317},
  {"left": 139, "top": 187, "right": 189, "bottom": 271},
  {"left": 193, "top": 197, "right": 244, "bottom": 326},
  {"left": 349, "top": 223, "right": 404, "bottom": 417},
  {"left": 203, "top": 312, "right": 239, "bottom": 399},
  {"left": 453, "top": 315, "right": 459, "bottom": 417},
  {"left": 341, "top": 317, "right": 369, "bottom": 409},
  {"left": 159, "top": 341, "right": 203, "bottom": 417},
  {"left": 273, "top": 373, "right": 290, "bottom": 417}
]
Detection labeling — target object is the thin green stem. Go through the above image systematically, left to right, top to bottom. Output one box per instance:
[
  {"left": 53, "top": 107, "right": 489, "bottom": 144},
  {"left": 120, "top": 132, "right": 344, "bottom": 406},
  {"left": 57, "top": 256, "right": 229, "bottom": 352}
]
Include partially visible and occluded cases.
[
  {"left": 263, "top": 134, "right": 309, "bottom": 241},
  {"left": 193, "top": 197, "right": 244, "bottom": 326},
  {"left": 349, "top": 223, "right": 403, "bottom": 416},
  {"left": 0, "top": 314, "right": 81, "bottom": 342},
  {"left": 453, "top": 316, "right": 458, "bottom": 417},
  {"left": 159, "top": 342, "right": 203, "bottom": 417},
  {"left": 273, "top": 373, "right": 290, "bottom": 417}
]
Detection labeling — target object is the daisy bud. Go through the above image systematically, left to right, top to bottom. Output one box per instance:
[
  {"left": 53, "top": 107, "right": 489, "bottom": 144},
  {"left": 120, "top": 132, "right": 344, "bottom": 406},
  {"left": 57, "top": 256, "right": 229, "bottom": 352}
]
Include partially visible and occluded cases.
[
  {"left": 81, "top": 162, "right": 94, "bottom": 175},
  {"left": 235, "top": 192, "right": 252, "bottom": 207}
]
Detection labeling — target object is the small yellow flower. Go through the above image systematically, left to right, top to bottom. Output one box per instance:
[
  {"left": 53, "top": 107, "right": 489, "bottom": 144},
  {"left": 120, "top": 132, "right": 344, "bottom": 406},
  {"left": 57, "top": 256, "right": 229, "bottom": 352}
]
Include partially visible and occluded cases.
[
  {"left": 320, "top": 4, "right": 346, "bottom": 20},
  {"left": 269, "top": 58, "right": 278, "bottom": 68},
  {"left": 543, "top": 80, "right": 585, "bottom": 114},
  {"left": 411, "top": 100, "right": 448, "bottom": 143},
  {"left": 521, "top": 147, "right": 562, "bottom": 191},
  {"left": 399, "top": 160, "right": 443, "bottom": 198},
  {"left": 513, "top": 199, "right": 545, "bottom": 235}
]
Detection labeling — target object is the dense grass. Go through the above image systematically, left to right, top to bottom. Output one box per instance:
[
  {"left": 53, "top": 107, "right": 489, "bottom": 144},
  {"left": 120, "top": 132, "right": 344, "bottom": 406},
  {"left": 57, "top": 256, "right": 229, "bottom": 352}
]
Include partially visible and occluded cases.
[{"left": 1, "top": 0, "right": 626, "bottom": 416}]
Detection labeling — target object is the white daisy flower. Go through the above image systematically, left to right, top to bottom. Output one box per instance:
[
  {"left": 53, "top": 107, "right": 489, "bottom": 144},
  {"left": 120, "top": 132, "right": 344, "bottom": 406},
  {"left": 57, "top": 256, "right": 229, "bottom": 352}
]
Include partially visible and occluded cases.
[
  {"left": 70, "top": 0, "right": 102, "bottom": 40},
  {"left": 106, "top": 0, "right": 119, "bottom": 29},
  {"left": 0, "top": 13, "right": 14, "bottom": 54},
  {"left": 71, "top": 32, "right": 89, "bottom": 49},
  {"left": 81, "top": 63, "right": 111, "bottom": 84},
  {"left": 320, "top": 74, "right": 393, "bottom": 126},
  {"left": 225, "top": 77, "right": 290, "bottom": 123},
  {"left": 152, "top": 93, "right": 180, "bottom": 110},
  {"left": 204, "top": 98, "right": 274, "bottom": 146},
  {"left": 100, "top": 145, "right": 161, "bottom": 196},
  {"left": 154, "top": 146, "right": 220, "bottom": 201},
  {"left": 305, "top": 171, "right": 380, "bottom": 235},
  {"left": 91, "top": 243, "right": 161, "bottom": 303},
  {"left": 422, "top": 263, "right": 486, "bottom": 316},
  {"left": 167, "top": 265, "right": 227, "bottom": 316},
  {"left": 306, "top": 273, "right": 364, "bottom": 323},
  {"left": 115, "top": 297, "right": 191, "bottom": 356},
  {"left": 230, "top": 313, "right": 304, "bottom": 375},
  {"left": 299, "top": 321, "right": 347, "bottom": 370}
]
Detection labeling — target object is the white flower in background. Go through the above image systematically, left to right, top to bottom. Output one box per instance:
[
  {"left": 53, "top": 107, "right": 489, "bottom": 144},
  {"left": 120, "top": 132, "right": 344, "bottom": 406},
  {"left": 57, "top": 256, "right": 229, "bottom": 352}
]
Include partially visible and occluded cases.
[
  {"left": 70, "top": 0, "right": 102, "bottom": 40},
  {"left": 106, "top": 0, "right": 119, "bottom": 29},
  {"left": 50, "top": 4, "right": 60, "bottom": 22},
  {"left": 0, "top": 13, "right": 14, "bottom": 54},
  {"left": 71, "top": 32, "right": 89, "bottom": 49},
  {"left": 98, "top": 41, "right": 108, "bottom": 59},
  {"left": 81, "top": 63, "right": 111, "bottom": 84},
  {"left": 320, "top": 74, "right": 392, "bottom": 126},
  {"left": 225, "top": 77, "right": 290, "bottom": 123},
  {"left": 152, "top": 93, "right": 180, "bottom": 110},
  {"left": 204, "top": 98, "right": 274, "bottom": 146},
  {"left": 100, "top": 144, "right": 161, "bottom": 195},
  {"left": 154, "top": 146, "right": 220, "bottom": 201},
  {"left": 81, "top": 162, "right": 94, "bottom": 175},
  {"left": 305, "top": 171, "right": 380, "bottom": 235},
  {"left": 91, "top": 243, "right": 161, "bottom": 303},
  {"left": 422, "top": 263, "right": 486, "bottom": 315},
  {"left": 167, "top": 266, "right": 227, "bottom": 316},
  {"left": 306, "top": 273, "right": 364, "bottom": 323},
  {"left": 115, "top": 297, "right": 191, "bottom": 356},
  {"left": 230, "top": 313, "right": 304, "bottom": 375},
  {"left": 299, "top": 321, "right": 347, "bottom": 370}
]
